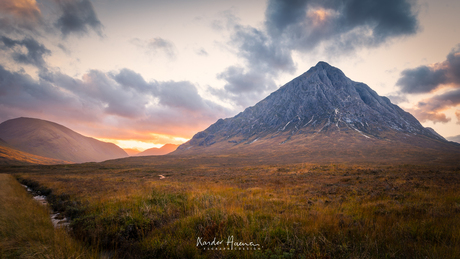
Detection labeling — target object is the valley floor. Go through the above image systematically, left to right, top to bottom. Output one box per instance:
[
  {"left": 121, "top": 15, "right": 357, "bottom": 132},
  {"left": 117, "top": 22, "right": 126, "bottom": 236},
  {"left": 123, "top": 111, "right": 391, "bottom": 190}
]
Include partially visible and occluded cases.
[{"left": 1, "top": 159, "right": 460, "bottom": 258}]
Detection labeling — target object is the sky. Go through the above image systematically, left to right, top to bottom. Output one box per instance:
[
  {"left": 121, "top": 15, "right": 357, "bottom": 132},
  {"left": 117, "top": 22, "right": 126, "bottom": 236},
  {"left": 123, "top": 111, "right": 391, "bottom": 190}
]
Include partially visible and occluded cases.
[{"left": 0, "top": 0, "right": 459, "bottom": 151}]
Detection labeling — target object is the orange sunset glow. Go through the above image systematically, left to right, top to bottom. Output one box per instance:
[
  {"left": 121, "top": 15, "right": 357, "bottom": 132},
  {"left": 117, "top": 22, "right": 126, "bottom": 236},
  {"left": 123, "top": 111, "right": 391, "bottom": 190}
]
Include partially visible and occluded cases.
[
  {"left": 0, "top": 0, "right": 459, "bottom": 150},
  {"left": 96, "top": 136, "right": 189, "bottom": 152}
]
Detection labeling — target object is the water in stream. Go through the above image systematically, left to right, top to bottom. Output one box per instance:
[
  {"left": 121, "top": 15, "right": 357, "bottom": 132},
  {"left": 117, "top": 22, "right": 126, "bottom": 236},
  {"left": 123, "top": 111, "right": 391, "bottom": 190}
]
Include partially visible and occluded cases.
[{"left": 23, "top": 185, "right": 70, "bottom": 228}]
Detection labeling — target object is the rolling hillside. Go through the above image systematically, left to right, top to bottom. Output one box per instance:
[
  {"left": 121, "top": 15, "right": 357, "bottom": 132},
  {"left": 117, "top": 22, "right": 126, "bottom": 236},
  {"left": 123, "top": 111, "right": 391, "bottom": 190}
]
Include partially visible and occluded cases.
[
  {"left": 0, "top": 117, "right": 128, "bottom": 163},
  {"left": 0, "top": 138, "right": 67, "bottom": 165}
]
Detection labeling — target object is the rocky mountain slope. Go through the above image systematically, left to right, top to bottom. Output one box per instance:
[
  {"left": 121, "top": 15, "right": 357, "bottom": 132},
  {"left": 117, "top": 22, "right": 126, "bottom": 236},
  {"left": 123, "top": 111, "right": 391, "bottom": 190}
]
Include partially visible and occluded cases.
[
  {"left": 175, "top": 62, "right": 459, "bottom": 163},
  {"left": 0, "top": 117, "right": 128, "bottom": 163}
]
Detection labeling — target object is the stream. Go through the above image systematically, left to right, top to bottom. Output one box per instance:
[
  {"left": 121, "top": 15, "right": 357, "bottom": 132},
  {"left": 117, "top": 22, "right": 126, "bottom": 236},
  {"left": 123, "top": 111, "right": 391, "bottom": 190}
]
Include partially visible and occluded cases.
[
  {"left": 22, "top": 183, "right": 115, "bottom": 258},
  {"left": 22, "top": 184, "right": 71, "bottom": 228}
]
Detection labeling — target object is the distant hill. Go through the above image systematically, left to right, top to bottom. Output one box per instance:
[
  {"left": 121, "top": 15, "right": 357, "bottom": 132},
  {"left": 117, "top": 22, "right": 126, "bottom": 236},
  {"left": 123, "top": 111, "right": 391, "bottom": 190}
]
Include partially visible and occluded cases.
[
  {"left": 0, "top": 117, "right": 128, "bottom": 163},
  {"left": 447, "top": 135, "right": 460, "bottom": 144},
  {"left": 0, "top": 138, "right": 68, "bottom": 165},
  {"left": 136, "top": 144, "right": 178, "bottom": 156}
]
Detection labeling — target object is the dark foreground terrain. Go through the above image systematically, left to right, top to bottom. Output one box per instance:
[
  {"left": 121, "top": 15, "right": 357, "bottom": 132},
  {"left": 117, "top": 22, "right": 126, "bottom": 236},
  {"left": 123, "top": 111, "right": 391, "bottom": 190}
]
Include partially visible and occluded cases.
[{"left": 1, "top": 155, "right": 460, "bottom": 258}]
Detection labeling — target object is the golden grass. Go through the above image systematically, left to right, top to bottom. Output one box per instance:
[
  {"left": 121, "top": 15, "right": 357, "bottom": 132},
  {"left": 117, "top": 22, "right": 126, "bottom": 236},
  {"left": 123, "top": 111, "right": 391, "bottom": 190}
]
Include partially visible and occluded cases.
[
  {"left": 3, "top": 161, "right": 460, "bottom": 258},
  {"left": 0, "top": 174, "right": 97, "bottom": 259}
]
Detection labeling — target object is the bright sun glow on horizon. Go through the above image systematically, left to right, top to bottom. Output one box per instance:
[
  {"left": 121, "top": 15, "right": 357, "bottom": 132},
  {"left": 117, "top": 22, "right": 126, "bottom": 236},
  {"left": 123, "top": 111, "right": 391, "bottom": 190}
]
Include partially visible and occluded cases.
[{"left": 96, "top": 137, "right": 188, "bottom": 152}]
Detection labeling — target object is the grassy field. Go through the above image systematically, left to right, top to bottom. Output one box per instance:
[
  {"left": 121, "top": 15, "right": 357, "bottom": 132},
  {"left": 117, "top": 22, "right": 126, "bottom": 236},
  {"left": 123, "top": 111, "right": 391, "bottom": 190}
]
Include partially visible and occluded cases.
[
  {"left": 1, "top": 157, "right": 460, "bottom": 258},
  {"left": 0, "top": 174, "right": 97, "bottom": 259}
]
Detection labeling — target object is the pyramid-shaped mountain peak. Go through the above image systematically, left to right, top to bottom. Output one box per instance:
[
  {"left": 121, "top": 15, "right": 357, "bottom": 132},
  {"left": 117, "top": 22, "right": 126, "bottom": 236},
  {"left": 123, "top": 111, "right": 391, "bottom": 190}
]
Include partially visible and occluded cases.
[
  {"left": 306, "top": 61, "right": 344, "bottom": 75},
  {"left": 312, "top": 61, "right": 335, "bottom": 70},
  {"left": 176, "top": 62, "right": 453, "bottom": 160}
]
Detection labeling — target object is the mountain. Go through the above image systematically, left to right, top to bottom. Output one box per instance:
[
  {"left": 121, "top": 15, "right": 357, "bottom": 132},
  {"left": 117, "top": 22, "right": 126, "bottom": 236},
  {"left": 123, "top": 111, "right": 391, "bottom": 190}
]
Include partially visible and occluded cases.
[
  {"left": 175, "top": 62, "right": 460, "bottom": 163},
  {"left": 0, "top": 117, "right": 128, "bottom": 163},
  {"left": 425, "top": 127, "right": 447, "bottom": 141},
  {"left": 136, "top": 144, "right": 178, "bottom": 156}
]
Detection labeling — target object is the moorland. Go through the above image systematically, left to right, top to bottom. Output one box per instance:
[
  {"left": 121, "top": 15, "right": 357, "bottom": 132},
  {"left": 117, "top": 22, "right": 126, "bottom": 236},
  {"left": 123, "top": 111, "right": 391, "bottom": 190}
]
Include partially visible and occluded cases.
[{"left": 1, "top": 154, "right": 460, "bottom": 259}]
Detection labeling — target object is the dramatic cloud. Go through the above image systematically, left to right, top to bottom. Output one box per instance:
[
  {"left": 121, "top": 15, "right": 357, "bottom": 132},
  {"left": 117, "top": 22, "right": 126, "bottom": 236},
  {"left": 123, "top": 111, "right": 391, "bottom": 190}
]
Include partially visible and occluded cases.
[
  {"left": 0, "top": 0, "right": 43, "bottom": 33},
  {"left": 0, "top": 0, "right": 103, "bottom": 38},
  {"left": 54, "top": 0, "right": 103, "bottom": 37},
  {"left": 215, "top": 0, "right": 420, "bottom": 107},
  {"left": 264, "top": 0, "right": 309, "bottom": 36},
  {"left": 265, "top": 0, "right": 419, "bottom": 52},
  {"left": 213, "top": 23, "right": 295, "bottom": 107},
  {"left": 231, "top": 25, "right": 296, "bottom": 74},
  {"left": 0, "top": 36, "right": 51, "bottom": 68},
  {"left": 147, "top": 38, "right": 176, "bottom": 59},
  {"left": 396, "top": 46, "right": 460, "bottom": 123},
  {"left": 397, "top": 47, "right": 460, "bottom": 93},
  {"left": 0, "top": 64, "right": 229, "bottom": 140},
  {"left": 0, "top": 65, "right": 85, "bottom": 121},
  {"left": 214, "top": 66, "right": 278, "bottom": 107},
  {"left": 218, "top": 66, "right": 277, "bottom": 94},
  {"left": 397, "top": 66, "right": 448, "bottom": 94},
  {"left": 112, "top": 68, "right": 155, "bottom": 94},
  {"left": 112, "top": 68, "right": 214, "bottom": 112},
  {"left": 158, "top": 81, "right": 210, "bottom": 111},
  {"left": 409, "top": 89, "right": 460, "bottom": 124}
]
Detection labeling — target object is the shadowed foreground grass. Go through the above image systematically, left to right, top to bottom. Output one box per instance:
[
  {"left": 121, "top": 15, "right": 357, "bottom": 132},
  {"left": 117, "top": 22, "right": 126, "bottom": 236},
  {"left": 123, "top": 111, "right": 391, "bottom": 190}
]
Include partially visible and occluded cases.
[
  {"left": 5, "top": 162, "right": 460, "bottom": 258},
  {"left": 0, "top": 174, "right": 97, "bottom": 259}
]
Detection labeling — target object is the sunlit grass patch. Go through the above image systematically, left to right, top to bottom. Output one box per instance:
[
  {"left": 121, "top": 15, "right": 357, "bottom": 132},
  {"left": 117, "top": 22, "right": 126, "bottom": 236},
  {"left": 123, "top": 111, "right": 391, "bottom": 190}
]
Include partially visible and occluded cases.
[{"left": 0, "top": 174, "right": 96, "bottom": 259}]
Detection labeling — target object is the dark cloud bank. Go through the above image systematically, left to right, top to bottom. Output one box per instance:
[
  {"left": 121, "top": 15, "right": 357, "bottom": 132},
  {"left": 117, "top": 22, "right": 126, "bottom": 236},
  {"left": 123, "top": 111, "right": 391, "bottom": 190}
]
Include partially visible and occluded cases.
[
  {"left": 0, "top": 0, "right": 229, "bottom": 139},
  {"left": 0, "top": 0, "right": 428, "bottom": 139},
  {"left": 0, "top": 0, "right": 43, "bottom": 33},
  {"left": 0, "top": 0, "right": 102, "bottom": 38},
  {"left": 54, "top": 0, "right": 103, "bottom": 38},
  {"left": 215, "top": 0, "right": 420, "bottom": 107},
  {"left": 0, "top": 36, "right": 51, "bottom": 68},
  {"left": 397, "top": 46, "right": 460, "bottom": 123},
  {"left": 397, "top": 47, "right": 460, "bottom": 94},
  {"left": 0, "top": 64, "right": 229, "bottom": 138}
]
